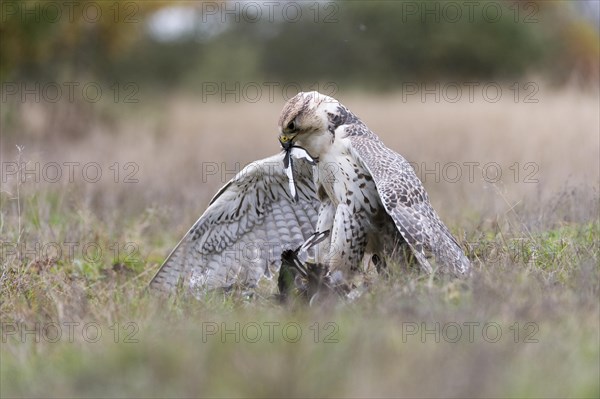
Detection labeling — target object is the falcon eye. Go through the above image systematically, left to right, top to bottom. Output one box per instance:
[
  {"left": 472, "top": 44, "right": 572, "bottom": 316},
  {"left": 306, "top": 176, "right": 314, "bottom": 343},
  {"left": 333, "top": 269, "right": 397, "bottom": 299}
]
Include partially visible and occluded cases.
[{"left": 287, "top": 121, "right": 296, "bottom": 131}]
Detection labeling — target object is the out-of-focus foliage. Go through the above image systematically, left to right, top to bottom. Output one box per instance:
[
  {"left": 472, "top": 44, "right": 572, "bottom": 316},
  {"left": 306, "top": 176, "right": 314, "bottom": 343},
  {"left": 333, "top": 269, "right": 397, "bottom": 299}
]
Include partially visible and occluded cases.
[
  {"left": 0, "top": 0, "right": 172, "bottom": 81},
  {"left": 1, "top": 0, "right": 598, "bottom": 88}
]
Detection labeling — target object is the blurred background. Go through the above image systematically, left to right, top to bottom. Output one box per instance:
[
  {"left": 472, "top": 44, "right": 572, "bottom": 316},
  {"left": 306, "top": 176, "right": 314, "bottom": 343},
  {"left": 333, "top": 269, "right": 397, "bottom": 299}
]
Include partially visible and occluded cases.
[
  {"left": 1, "top": 0, "right": 599, "bottom": 248},
  {"left": 1, "top": 0, "right": 599, "bottom": 87},
  {"left": 2, "top": 0, "right": 598, "bottom": 213},
  {"left": 1, "top": 2, "right": 599, "bottom": 398}
]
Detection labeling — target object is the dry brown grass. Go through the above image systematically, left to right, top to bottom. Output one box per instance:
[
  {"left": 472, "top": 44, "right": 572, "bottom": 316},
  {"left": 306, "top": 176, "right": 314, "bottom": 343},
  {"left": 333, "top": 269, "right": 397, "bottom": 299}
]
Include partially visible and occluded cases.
[
  {"left": 4, "top": 85, "right": 598, "bottom": 222},
  {"left": 1, "top": 86, "right": 598, "bottom": 398}
]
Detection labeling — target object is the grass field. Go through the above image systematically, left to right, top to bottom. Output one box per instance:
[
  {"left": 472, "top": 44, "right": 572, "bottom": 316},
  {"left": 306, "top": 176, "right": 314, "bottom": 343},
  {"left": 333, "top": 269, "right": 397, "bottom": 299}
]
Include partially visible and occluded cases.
[{"left": 1, "top": 87, "right": 599, "bottom": 398}]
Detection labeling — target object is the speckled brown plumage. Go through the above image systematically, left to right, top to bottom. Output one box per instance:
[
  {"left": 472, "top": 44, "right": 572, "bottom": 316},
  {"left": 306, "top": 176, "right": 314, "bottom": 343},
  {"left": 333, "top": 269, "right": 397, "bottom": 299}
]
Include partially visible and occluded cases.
[{"left": 150, "top": 91, "right": 469, "bottom": 296}]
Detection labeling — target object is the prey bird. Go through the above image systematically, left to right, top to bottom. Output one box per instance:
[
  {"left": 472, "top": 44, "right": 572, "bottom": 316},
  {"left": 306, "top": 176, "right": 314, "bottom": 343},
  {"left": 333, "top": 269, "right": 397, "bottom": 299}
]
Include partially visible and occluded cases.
[{"left": 149, "top": 91, "right": 470, "bottom": 295}]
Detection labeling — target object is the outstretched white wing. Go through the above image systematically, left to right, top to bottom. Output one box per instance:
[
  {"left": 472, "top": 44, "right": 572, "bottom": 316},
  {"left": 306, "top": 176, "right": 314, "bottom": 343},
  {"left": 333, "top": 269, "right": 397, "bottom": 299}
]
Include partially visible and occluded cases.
[{"left": 149, "top": 153, "right": 320, "bottom": 294}]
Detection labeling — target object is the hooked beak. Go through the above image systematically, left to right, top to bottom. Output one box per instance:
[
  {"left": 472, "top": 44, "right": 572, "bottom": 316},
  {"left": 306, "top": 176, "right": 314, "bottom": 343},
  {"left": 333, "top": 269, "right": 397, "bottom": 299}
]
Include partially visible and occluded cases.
[{"left": 278, "top": 133, "right": 296, "bottom": 150}]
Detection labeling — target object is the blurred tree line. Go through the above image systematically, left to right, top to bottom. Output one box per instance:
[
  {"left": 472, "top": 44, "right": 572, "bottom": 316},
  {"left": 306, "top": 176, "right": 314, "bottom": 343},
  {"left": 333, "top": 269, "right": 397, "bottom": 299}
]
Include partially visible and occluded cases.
[{"left": 1, "top": 0, "right": 598, "bottom": 90}]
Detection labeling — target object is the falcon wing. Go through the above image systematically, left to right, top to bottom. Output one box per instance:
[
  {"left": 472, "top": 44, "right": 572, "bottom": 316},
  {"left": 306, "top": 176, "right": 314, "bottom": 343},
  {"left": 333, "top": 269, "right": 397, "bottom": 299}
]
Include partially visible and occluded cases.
[
  {"left": 345, "top": 125, "right": 470, "bottom": 275},
  {"left": 149, "top": 153, "right": 320, "bottom": 294}
]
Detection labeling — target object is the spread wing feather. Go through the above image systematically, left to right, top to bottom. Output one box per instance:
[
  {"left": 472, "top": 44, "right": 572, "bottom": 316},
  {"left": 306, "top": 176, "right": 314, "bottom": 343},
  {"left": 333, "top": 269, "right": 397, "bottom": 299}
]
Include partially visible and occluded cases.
[
  {"left": 344, "top": 124, "right": 470, "bottom": 275},
  {"left": 149, "top": 153, "right": 320, "bottom": 294}
]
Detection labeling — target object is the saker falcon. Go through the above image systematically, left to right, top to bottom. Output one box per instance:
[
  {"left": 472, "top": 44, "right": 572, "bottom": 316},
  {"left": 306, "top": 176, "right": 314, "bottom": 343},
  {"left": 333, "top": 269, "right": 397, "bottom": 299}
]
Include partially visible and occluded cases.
[{"left": 149, "top": 91, "right": 470, "bottom": 294}]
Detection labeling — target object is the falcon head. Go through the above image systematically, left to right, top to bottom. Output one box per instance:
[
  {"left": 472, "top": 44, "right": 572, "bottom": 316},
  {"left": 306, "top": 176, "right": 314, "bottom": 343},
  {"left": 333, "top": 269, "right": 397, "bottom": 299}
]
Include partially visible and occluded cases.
[{"left": 278, "top": 91, "right": 342, "bottom": 155}]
